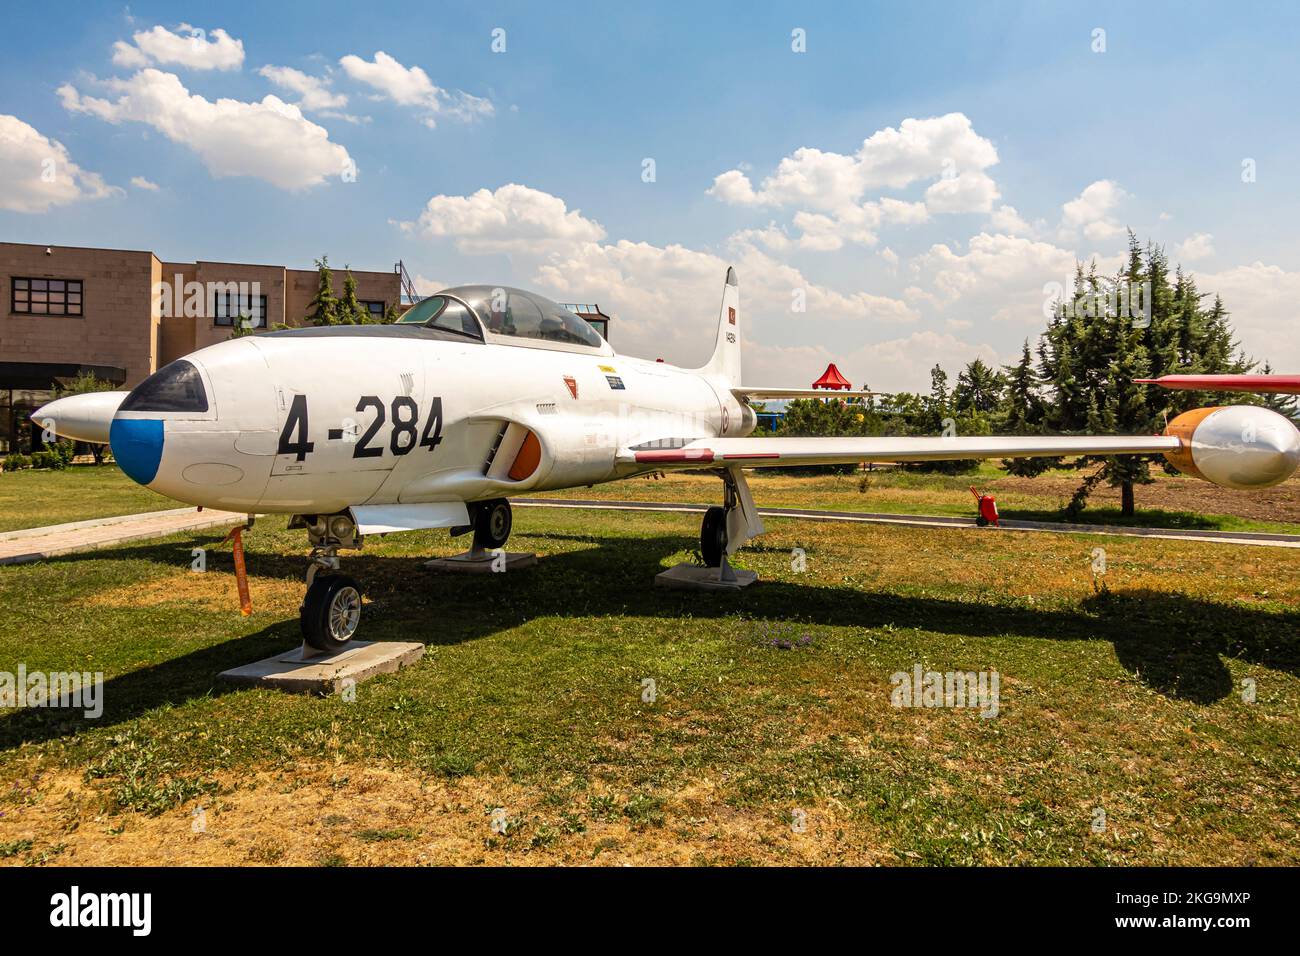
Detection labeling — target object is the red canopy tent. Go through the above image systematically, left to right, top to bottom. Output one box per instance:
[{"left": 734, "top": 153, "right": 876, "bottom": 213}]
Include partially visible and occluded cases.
[{"left": 812, "top": 363, "right": 853, "bottom": 390}]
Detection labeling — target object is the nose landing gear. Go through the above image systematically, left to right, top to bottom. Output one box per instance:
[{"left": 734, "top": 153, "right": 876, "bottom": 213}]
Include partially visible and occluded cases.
[{"left": 291, "top": 512, "right": 364, "bottom": 653}]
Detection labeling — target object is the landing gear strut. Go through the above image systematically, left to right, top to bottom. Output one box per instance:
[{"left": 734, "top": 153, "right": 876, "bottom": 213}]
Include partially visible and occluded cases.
[
  {"left": 699, "top": 469, "right": 747, "bottom": 583},
  {"left": 291, "top": 512, "right": 364, "bottom": 653}
]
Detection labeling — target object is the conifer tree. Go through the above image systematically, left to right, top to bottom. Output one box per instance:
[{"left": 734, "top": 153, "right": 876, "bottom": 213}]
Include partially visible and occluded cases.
[
  {"left": 306, "top": 256, "right": 339, "bottom": 326},
  {"left": 338, "top": 265, "right": 364, "bottom": 324}
]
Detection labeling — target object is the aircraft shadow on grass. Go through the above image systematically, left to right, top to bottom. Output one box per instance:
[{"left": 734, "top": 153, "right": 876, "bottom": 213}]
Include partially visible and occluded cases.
[{"left": 2, "top": 527, "right": 1296, "bottom": 748}]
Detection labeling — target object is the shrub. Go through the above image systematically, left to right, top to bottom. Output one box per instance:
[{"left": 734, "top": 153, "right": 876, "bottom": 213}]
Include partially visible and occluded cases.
[
  {"left": 51, "top": 440, "right": 76, "bottom": 465},
  {"left": 30, "top": 450, "right": 66, "bottom": 470},
  {"left": 2, "top": 453, "right": 32, "bottom": 472}
]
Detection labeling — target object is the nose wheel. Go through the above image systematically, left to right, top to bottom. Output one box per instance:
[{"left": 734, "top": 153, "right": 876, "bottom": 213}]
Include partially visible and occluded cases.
[{"left": 301, "top": 573, "right": 363, "bottom": 653}]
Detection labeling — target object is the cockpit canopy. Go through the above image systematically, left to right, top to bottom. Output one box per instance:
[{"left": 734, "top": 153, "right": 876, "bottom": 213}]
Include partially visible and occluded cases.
[{"left": 397, "top": 285, "right": 606, "bottom": 351}]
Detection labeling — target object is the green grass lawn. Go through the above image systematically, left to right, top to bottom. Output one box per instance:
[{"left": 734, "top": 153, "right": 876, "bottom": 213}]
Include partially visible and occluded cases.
[
  {"left": 5, "top": 461, "right": 1299, "bottom": 536},
  {"left": 538, "top": 464, "right": 1300, "bottom": 535},
  {"left": 0, "top": 466, "right": 174, "bottom": 533},
  {"left": 0, "top": 506, "right": 1296, "bottom": 865}
]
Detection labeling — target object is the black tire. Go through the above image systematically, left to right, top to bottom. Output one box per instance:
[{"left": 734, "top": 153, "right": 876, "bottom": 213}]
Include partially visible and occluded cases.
[
  {"left": 473, "top": 498, "right": 512, "bottom": 550},
  {"left": 701, "top": 506, "right": 728, "bottom": 567},
  {"left": 975, "top": 515, "right": 989, "bottom": 527},
  {"left": 300, "top": 574, "right": 363, "bottom": 653}
]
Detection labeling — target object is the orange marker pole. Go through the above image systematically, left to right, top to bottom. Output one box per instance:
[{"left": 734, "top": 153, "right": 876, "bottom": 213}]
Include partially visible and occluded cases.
[{"left": 225, "top": 526, "right": 252, "bottom": 616}]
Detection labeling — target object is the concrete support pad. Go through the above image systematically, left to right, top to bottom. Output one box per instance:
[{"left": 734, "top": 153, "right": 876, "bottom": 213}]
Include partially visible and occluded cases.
[
  {"left": 423, "top": 551, "right": 537, "bottom": 573},
  {"left": 655, "top": 562, "right": 758, "bottom": 591},
  {"left": 218, "top": 641, "right": 424, "bottom": 695}
]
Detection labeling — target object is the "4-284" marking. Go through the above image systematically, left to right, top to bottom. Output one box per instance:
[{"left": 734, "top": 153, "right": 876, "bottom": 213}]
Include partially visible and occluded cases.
[{"left": 277, "top": 394, "right": 444, "bottom": 462}]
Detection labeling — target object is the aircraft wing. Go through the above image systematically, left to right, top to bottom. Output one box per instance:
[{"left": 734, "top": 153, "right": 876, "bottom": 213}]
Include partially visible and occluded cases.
[
  {"left": 1137, "top": 374, "right": 1300, "bottom": 395},
  {"left": 732, "top": 387, "right": 883, "bottom": 401},
  {"left": 623, "top": 434, "right": 1181, "bottom": 467}
]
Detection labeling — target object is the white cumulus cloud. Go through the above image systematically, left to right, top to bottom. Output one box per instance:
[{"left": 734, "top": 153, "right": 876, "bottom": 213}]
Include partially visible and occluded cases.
[
  {"left": 112, "top": 24, "right": 244, "bottom": 71},
  {"left": 339, "top": 51, "right": 492, "bottom": 126},
  {"left": 257, "top": 65, "right": 347, "bottom": 112},
  {"left": 58, "top": 69, "right": 353, "bottom": 190},
  {"left": 708, "top": 113, "right": 999, "bottom": 211},
  {"left": 0, "top": 114, "right": 120, "bottom": 213},
  {"left": 1059, "top": 179, "right": 1127, "bottom": 242},
  {"left": 399, "top": 183, "right": 607, "bottom": 253},
  {"left": 1176, "top": 232, "right": 1215, "bottom": 261}
]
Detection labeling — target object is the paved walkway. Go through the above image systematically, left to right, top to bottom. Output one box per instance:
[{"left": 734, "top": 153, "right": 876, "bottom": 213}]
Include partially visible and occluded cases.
[
  {"left": 514, "top": 498, "right": 1300, "bottom": 549},
  {"left": 0, "top": 508, "right": 249, "bottom": 565}
]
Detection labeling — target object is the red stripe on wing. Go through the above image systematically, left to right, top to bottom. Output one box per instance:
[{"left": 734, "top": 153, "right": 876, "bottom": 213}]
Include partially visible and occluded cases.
[{"left": 634, "top": 449, "right": 716, "bottom": 463}]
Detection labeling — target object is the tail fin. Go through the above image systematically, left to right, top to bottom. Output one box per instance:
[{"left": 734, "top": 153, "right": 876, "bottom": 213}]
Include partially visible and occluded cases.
[{"left": 700, "top": 266, "right": 741, "bottom": 384}]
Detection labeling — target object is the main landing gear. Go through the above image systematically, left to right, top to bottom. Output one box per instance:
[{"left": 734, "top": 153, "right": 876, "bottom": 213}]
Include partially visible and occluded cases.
[
  {"left": 699, "top": 469, "right": 748, "bottom": 583},
  {"left": 448, "top": 497, "right": 513, "bottom": 555},
  {"left": 471, "top": 498, "right": 512, "bottom": 552},
  {"left": 291, "top": 512, "right": 364, "bottom": 653}
]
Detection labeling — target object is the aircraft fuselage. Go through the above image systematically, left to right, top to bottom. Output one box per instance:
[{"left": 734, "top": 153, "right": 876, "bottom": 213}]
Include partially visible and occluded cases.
[{"left": 111, "top": 327, "right": 753, "bottom": 514}]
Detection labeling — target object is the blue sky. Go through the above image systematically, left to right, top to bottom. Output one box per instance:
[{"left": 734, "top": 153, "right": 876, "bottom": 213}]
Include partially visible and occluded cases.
[{"left": 3, "top": 1, "right": 1299, "bottom": 390}]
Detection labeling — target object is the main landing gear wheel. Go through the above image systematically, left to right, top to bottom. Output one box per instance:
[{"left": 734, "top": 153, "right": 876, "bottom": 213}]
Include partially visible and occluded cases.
[
  {"left": 473, "top": 498, "right": 512, "bottom": 550},
  {"left": 701, "top": 505, "right": 728, "bottom": 568},
  {"left": 300, "top": 574, "right": 363, "bottom": 653}
]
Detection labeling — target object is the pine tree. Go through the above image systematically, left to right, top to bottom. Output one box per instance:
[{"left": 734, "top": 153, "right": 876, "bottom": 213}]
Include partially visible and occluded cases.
[
  {"left": 306, "top": 256, "right": 339, "bottom": 326},
  {"left": 338, "top": 265, "right": 364, "bottom": 324},
  {"left": 999, "top": 339, "right": 1055, "bottom": 478},
  {"left": 953, "top": 358, "right": 1005, "bottom": 414}
]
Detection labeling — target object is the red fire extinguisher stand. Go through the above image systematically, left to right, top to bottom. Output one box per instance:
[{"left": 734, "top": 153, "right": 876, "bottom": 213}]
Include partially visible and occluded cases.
[{"left": 970, "top": 486, "right": 1000, "bottom": 527}]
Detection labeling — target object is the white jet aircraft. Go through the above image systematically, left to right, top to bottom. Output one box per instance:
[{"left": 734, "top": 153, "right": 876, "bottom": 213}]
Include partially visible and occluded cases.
[{"left": 34, "top": 269, "right": 1300, "bottom": 650}]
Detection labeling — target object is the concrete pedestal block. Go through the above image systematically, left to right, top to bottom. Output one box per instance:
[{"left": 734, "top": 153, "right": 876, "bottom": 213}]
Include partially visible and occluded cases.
[
  {"left": 423, "top": 550, "right": 538, "bottom": 573},
  {"left": 655, "top": 562, "right": 758, "bottom": 591},
  {"left": 218, "top": 641, "right": 424, "bottom": 695}
]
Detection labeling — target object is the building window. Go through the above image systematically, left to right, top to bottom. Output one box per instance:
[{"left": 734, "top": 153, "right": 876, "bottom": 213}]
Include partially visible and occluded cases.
[
  {"left": 12, "top": 278, "right": 83, "bottom": 316},
  {"left": 213, "top": 292, "right": 268, "bottom": 328},
  {"left": 361, "top": 300, "right": 386, "bottom": 320}
]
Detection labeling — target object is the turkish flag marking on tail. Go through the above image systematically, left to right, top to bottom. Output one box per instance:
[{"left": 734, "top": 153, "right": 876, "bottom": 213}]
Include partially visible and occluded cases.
[
  {"left": 728, "top": 307, "right": 736, "bottom": 325},
  {"left": 563, "top": 375, "right": 578, "bottom": 399}
]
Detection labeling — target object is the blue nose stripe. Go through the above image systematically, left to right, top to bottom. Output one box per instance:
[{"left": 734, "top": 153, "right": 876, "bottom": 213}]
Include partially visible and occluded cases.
[{"left": 110, "top": 418, "right": 164, "bottom": 486}]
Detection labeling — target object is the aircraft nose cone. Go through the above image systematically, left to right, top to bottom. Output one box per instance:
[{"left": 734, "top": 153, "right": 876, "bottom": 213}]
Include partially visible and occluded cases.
[
  {"left": 29, "top": 391, "right": 128, "bottom": 444},
  {"left": 109, "top": 418, "right": 165, "bottom": 486}
]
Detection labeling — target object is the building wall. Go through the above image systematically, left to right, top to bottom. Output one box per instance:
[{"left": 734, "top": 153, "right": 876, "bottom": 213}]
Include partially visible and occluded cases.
[
  {"left": 2, "top": 242, "right": 402, "bottom": 381},
  {"left": 1, "top": 243, "right": 159, "bottom": 388},
  {"left": 157, "top": 261, "right": 198, "bottom": 364},
  {"left": 191, "top": 261, "right": 287, "bottom": 355}
]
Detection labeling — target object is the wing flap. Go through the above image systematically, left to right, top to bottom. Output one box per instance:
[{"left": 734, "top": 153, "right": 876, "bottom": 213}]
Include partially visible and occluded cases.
[{"left": 623, "top": 435, "right": 1181, "bottom": 467}]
